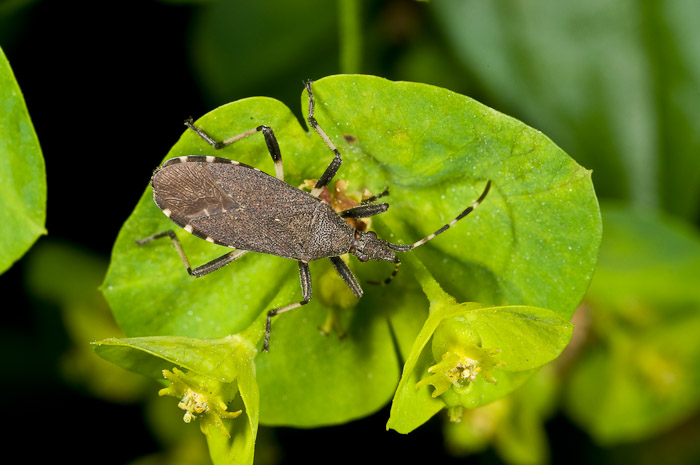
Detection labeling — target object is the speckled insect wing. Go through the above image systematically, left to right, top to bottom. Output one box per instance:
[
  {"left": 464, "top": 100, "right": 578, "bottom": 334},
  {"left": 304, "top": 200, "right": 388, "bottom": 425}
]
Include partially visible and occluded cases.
[{"left": 151, "top": 155, "right": 322, "bottom": 260}]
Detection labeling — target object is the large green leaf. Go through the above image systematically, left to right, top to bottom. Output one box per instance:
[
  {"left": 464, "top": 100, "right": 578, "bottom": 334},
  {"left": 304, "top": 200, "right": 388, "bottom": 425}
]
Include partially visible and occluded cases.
[
  {"left": 0, "top": 46, "right": 46, "bottom": 274},
  {"left": 103, "top": 75, "right": 600, "bottom": 427}
]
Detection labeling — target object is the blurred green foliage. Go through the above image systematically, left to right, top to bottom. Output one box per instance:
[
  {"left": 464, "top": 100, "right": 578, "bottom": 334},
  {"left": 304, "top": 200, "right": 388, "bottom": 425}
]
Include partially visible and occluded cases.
[
  {"left": 3, "top": 0, "right": 700, "bottom": 464},
  {"left": 433, "top": 0, "right": 700, "bottom": 222},
  {"left": 566, "top": 205, "right": 700, "bottom": 444},
  {"left": 25, "top": 241, "right": 148, "bottom": 403}
]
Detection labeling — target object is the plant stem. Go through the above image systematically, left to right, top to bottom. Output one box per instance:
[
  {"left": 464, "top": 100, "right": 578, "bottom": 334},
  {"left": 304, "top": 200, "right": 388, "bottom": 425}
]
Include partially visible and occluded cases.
[
  {"left": 338, "top": 0, "right": 362, "bottom": 73},
  {"left": 402, "top": 253, "right": 457, "bottom": 312}
]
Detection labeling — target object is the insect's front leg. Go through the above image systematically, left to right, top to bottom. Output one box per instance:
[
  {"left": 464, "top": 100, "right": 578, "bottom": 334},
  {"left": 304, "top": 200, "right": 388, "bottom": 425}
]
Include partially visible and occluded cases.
[
  {"left": 305, "top": 81, "right": 343, "bottom": 197},
  {"left": 184, "top": 118, "right": 285, "bottom": 181},
  {"left": 360, "top": 186, "right": 390, "bottom": 205},
  {"left": 339, "top": 203, "right": 389, "bottom": 219},
  {"left": 136, "top": 230, "right": 248, "bottom": 277},
  {"left": 320, "top": 256, "right": 364, "bottom": 340},
  {"left": 329, "top": 256, "right": 363, "bottom": 297},
  {"left": 263, "top": 261, "right": 312, "bottom": 351}
]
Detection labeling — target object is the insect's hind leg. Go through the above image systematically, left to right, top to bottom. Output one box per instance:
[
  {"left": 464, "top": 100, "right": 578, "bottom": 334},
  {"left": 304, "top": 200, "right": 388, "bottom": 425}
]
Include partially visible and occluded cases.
[
  {"left": 184, "top": 118, "right": 285, "bottom": 181},
  {"left": 136, "top": 230, "right": 248, "bottom": 277},
  {"left": 263, "top": 261, "right": 312, "bottom": 352}
]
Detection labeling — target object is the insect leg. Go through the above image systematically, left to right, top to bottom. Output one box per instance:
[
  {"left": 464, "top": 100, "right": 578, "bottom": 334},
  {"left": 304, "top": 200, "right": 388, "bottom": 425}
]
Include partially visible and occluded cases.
[
  {"left": 305, "top": 81, "right": 342, "bottom": 197},
  {"left": 185, "top": 118, "right": 285, "bottom": 181},
  {"left": 361, "top": 187, "right": 390, "bottom": 204},
  {"left": 339, "top": 203, "right": 389, "bottom": 219},
  {"left": 136, "top": 230, "right": 248, "bottom": 277},
  {"left": 189, "top": 249, "right": 249, "bottom": 278},
  {"left": 329, "top": 256, "right": 363, "bottom": 298},
  {"left": 263, "top": 261, "right": 312, "bottom": 351}
]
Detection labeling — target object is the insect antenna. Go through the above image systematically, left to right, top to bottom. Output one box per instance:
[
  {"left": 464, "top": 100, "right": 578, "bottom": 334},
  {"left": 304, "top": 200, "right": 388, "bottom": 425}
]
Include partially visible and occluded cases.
[
  {"left": 368, "top": 180, "right": 490, "bottom": 288},
  {"left": 388, "top": 180, "right": 491, "bottom": 253},
  {"left": 367, "top": 258, "right": 401, "bottom": 286}
]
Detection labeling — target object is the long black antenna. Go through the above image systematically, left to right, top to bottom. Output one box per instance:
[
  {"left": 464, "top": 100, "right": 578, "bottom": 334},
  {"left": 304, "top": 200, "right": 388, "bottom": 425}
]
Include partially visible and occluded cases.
[{"left": 388, "top": 180, "right": 492, "bottom": 252}]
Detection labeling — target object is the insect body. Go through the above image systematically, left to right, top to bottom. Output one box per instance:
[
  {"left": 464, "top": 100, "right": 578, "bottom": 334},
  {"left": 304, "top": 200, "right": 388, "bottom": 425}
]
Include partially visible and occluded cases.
[
  {"left": 138, "top": 81, "right": 491, "bottom": 351},
  {"left": 152, "top": 157, "right": 355, "bottom": 262}
]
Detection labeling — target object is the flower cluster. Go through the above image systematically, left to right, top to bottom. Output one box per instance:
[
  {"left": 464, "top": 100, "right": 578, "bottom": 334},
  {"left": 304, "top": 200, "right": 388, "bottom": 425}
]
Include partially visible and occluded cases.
[
  {"left": 416, "top": 315, "right": 505, "bottom": 421},
  {"left": 160, "top": 367, "right": 242, "bottom": 437}
]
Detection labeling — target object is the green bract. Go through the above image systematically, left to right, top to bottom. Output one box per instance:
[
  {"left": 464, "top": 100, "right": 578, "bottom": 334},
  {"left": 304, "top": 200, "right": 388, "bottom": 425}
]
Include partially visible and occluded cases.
[
  {"left": 0, "top": 46, "right": 46, "bottom": 274},
  {"left": 98, "top": 75, "right": 600, "bottom": 461},
  {"left": 388, "top": 257, "right": 574, "bottom": 432},
  {"left": 94, "top": 334, "right": 258, "bottom": 465}
]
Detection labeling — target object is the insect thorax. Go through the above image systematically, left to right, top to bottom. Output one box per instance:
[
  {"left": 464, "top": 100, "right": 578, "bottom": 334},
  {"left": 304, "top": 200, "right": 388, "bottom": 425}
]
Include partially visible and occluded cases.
[{"left": 303, "top": 202, "right": 356, "bottom": 261}]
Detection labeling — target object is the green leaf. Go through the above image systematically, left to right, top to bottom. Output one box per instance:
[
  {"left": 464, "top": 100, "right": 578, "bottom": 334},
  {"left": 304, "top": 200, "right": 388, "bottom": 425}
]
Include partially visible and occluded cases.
[
  {"left": 0, "top": 45, "right": 46, "bottom": 274},
  {"left": 103, "top": 75, "right": 599, "bottom": 427},
  {"left": 565, "top": 205, "right": 700, "bottom": 444},
  {"left": 254, "top": 269, "right": 402, "bottom": 426},
  {"left": 449, "top": 306, "right": 574, "bottom": 372},
  {"left": 94, "top": 334, "right": 255, "bottom": 382}
]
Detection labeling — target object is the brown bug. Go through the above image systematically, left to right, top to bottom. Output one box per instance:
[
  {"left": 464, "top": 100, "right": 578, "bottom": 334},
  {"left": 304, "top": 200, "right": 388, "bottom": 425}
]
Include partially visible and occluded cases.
[{"left": 137, "top": 81, "right": 491, "bottom": 351}]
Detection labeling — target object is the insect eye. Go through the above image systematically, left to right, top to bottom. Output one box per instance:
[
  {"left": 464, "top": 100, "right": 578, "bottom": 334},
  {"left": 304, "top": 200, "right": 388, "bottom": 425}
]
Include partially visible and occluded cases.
[
  {"left": 367, "top": 231, "right": 377, "bottom": 239},
  {"left": 358, "top": 255, "right": 369, "bottom": 262}
]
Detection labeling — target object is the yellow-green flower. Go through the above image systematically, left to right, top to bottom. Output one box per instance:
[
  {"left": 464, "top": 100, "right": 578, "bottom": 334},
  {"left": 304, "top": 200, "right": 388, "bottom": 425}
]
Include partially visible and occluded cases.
[
  {"left": 416, "top": 344, "right": 504, "bottom": 398},
  {"left": 160, "top": 367, "right": 242, "bottom": 438}
]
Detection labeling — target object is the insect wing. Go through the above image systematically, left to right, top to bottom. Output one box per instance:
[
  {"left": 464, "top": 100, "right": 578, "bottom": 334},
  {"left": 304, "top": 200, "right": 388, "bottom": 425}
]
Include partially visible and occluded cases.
[
  {"left": 152, "top": 157, "right": 319, "bottom": 259},
  {"left": 153, "top": 158, "right": 238, "bottom": 219}
]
